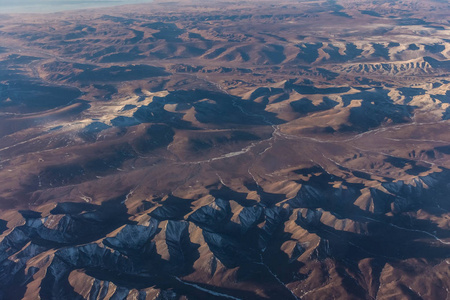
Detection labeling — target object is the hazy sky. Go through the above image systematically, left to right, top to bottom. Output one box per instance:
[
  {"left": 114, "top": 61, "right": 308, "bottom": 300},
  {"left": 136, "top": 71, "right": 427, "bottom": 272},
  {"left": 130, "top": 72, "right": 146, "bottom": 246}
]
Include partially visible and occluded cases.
[{"left": 0, "top": 0, "right": 154, "bottom": 13}]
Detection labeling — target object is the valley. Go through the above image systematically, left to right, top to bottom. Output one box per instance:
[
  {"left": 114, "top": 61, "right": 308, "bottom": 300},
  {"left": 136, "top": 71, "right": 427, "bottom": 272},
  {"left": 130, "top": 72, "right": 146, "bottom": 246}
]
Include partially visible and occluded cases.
[{"left": 0, "top": 0, "right": 450, "bottom": 299}]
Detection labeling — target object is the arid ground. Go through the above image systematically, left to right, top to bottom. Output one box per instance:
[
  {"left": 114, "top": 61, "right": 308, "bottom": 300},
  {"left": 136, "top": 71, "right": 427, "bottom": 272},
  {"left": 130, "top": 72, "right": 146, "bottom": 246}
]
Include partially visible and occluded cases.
[{"left": 0, "top": 0, "right": 450, "bottom": 299}]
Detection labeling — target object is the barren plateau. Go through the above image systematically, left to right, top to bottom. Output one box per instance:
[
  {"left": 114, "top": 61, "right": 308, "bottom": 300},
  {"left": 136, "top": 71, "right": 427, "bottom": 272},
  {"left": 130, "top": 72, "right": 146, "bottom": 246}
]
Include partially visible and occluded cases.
[{"left": 0, "top": 0, "right": 450, "bottom": 299}]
